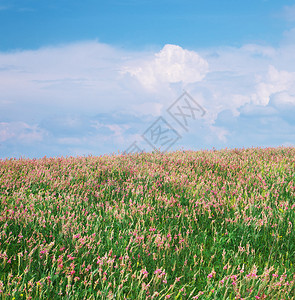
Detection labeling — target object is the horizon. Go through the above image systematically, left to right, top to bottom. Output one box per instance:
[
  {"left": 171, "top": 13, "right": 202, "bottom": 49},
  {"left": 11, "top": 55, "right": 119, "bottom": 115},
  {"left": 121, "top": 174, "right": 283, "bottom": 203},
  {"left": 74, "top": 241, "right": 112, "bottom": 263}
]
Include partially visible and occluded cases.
[{"left": 0, "top": 145, "right": 294, "bottom": 162}]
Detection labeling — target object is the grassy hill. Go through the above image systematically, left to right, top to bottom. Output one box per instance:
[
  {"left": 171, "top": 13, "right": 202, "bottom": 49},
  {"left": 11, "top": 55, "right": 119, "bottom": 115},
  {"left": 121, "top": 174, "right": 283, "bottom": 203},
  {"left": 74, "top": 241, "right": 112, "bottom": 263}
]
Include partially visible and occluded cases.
[{"left": 0, "top": 147, "right": 294, "bottom": 299}]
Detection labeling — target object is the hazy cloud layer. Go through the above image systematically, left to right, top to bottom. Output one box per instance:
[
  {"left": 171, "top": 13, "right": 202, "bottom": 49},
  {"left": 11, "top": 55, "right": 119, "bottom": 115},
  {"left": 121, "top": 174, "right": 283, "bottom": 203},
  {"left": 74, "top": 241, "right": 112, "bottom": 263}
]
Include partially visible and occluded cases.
[
  {"left": 282, "top": 4, "right": 295, "bottom": 22},
  {"left": 1, "top": 35, "right": 295, "bottom": 158}
]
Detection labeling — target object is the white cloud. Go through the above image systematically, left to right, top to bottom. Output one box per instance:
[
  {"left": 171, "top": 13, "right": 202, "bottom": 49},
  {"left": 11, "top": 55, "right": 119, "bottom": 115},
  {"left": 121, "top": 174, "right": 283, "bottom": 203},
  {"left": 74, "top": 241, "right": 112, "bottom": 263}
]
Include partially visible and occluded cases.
[
  {"left": 0, "top": 41, "right": 136, "bottom": 118},
  {"left": 123, "top": 44, "right": 209, "bottom": 91},
  {"left": 241, "top": 44, "right": 276, "bottom": 58},
  {"left": 251, "top": 65, "right": 295, "bottom": 106},
  {"left": 271, "top": 92, "right": 295, "bottom": 106},
  {"left": 131, "top": 102, "right": 163, "bottom": 116},
  {"left": 0, "top": 122, "right": 46, "bottom": 143},
  {"left": 0, "top": 122, "right": 14, "bottom": 142},
  {"left": 106, "top": 124, "right": 129, "bottom": 143},
  {"left": 208, "top": 125, "right": 230, "bottom": 143}
]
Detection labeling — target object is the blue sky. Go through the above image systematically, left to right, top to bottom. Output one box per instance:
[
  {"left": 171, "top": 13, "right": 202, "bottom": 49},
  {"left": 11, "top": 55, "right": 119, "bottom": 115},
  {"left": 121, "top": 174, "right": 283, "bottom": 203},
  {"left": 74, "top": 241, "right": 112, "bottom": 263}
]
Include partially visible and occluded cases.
[
  {"left": 0, "top": 0, "right": 295, "bottom": 158},
  {"left": 0, "top": 0, "right": 292, "bottom": 50}
]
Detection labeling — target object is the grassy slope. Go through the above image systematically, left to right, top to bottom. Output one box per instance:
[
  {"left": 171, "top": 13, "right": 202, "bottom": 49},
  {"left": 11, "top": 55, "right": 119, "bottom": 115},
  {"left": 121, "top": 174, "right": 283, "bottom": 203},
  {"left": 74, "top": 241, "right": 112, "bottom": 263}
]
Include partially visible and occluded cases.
[{"left": 0, "top": 147, "right": 294, "bottom": 299}]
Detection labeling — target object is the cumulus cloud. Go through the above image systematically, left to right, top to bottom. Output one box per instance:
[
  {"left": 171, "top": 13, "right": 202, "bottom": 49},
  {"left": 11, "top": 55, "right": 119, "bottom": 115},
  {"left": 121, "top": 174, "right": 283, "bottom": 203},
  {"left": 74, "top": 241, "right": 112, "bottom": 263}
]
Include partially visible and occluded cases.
[
  {"left": 123, "top": 44, "right": 209, "bottom": 91},
  {"left": 251, "top": 65, "right": 295, "bottom": 106},
  {"left": 271, "top": 92, "right": 295, "bottom": 106}
]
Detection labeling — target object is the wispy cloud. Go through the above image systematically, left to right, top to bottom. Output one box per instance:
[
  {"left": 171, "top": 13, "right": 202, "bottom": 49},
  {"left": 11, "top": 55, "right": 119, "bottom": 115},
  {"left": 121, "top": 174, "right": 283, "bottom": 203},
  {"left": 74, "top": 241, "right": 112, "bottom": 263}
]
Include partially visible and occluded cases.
[
  {"left": 282, "top": 5, "right": 295, "bottom": 22},
  {"left": 0, "top": 122, "right": 47, "bottom": 143}
]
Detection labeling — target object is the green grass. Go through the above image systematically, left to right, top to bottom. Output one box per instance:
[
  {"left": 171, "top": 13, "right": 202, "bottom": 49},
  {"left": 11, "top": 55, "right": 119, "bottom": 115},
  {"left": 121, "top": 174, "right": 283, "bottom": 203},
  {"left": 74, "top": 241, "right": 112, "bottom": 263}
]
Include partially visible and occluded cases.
[{"left": 0, "top": 147, "right": 294, "bottom": 299}]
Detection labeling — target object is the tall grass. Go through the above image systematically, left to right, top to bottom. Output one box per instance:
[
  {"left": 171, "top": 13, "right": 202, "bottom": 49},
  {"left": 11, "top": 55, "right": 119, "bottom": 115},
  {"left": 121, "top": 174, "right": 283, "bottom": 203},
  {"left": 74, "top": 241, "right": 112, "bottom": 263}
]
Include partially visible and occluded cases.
[{"left": 0, "top": 147, "right": 294, "bottom": 299}]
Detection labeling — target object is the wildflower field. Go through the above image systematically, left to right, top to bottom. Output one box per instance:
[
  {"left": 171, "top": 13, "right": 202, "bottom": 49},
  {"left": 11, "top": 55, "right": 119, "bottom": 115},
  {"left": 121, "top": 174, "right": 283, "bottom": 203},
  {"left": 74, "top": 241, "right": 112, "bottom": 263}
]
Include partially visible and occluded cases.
[{"left": 0, "top": 147, "right": 295, "bottom": 299}]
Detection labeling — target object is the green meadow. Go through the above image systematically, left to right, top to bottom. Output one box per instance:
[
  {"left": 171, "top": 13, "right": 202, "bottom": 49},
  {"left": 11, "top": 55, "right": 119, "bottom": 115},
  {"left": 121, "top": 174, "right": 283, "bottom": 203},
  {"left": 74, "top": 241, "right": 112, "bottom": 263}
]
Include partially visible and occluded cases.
[{"left": 0, "top": 147, "right": 294, "bottom": 299}]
